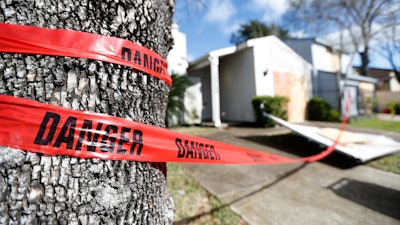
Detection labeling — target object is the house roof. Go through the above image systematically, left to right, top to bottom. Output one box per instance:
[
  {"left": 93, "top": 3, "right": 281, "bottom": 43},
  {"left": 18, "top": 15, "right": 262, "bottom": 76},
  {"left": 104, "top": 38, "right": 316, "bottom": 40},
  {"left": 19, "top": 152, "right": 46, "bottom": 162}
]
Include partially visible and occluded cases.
[
  {"left": 188, "top": 35, "right": 311, "bottom": 71},
  {"left": 284, "top": 37, "right": 348, "bottom": 53},
  {"left": 188, "top": 45, "right": 237, "bottom": 71},
  {"left": 353, "top": 67, "right": 395, "bottom": 82},
  {"left": 346, "top": 73, "right": 379, "bottom": 84}
]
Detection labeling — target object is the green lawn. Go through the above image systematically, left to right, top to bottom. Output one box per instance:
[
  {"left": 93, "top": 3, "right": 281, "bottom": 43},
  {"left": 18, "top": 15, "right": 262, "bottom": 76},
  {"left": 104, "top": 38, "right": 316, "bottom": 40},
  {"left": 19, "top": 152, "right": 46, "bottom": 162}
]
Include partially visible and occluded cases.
[
  {"left": 349, "top": 117, "right": 400, "bottom": 175},
  {"left": 350, "top": 117, "right": 400, "bottom": 133},
  {"left": 167, "top": 163, "right": 247, "bottom": 225}
]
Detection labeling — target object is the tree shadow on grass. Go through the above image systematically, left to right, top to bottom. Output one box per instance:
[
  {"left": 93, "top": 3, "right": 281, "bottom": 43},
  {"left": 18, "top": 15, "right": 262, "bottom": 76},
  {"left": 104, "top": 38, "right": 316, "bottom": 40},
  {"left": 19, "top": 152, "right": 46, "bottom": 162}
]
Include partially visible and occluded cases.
[
  {"left": 241, "top": 133, "right": 360, "bottom": 169},
  {"left": 173, "top": 162, "right": 308, "bottom": 225}
]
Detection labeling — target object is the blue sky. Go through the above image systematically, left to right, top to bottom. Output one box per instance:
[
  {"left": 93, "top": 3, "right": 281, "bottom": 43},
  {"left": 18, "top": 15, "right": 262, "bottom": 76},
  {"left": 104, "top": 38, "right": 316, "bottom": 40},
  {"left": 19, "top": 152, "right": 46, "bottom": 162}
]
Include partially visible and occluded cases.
[{"left": 173, "top": 0, "right": 393, "bottom": 69}]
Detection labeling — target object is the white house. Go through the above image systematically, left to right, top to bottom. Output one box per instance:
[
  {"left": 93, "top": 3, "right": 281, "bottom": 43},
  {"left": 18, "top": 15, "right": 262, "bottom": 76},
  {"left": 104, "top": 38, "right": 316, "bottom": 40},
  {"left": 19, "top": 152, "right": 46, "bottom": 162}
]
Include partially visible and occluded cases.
[
  {"left": 166, "top": 23, "right": 202, "bottom": 126},
  {"left": 167, "top": 23, "right": 188, "bottom": 75},
  {"left": 187, "top": 36, "right": 312, "bottom": 127}
]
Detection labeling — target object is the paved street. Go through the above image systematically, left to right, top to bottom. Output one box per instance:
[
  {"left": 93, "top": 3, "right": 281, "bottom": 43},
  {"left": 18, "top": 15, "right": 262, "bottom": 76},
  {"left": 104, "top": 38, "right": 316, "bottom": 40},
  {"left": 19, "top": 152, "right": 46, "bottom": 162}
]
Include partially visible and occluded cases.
[{"left": 180, "top": 124, "right": 400, "bottom": 225}]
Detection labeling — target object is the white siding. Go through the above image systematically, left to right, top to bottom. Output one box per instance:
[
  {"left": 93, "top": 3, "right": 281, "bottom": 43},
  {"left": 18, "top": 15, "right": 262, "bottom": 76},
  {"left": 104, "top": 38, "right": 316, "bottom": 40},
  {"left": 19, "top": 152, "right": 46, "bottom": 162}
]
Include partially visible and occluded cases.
[
  {"left": 167, "top": 23, "right": 188, "bottom": 75},
  {"left": 252, "top": 37, "right": 312, "bottom": 100},
  {"left": 252, "top": 40, "right": 275, "bottom": 96},
  {"left": 311, "top": 44, "right": 334, "bottom": 72},
  {"left": 340, "top": 53, "right": 353, "bottom": 75},
  {"left": 189, "top": 67, "right": 212, "bottom": 121},
  {"left": 183, "top": 77, "right": 202, "bottom": 124}
]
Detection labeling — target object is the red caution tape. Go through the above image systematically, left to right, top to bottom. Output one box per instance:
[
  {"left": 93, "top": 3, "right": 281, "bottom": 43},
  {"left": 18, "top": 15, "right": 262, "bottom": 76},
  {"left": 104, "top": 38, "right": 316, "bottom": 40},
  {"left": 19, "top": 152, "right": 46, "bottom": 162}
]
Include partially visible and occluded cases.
[
  {"left": 0, "top": 23, "right": 171, "bottom": 85},
  {"left": 0, "top": 95, "right": 348, "bottom": 164}
]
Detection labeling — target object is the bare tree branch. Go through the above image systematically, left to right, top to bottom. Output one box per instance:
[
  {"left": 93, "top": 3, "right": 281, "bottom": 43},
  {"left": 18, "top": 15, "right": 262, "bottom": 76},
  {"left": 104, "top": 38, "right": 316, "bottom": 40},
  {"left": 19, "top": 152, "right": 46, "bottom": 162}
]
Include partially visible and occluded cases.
[{"left": 282, "top": 0, "right": 400, "bottom": 76}]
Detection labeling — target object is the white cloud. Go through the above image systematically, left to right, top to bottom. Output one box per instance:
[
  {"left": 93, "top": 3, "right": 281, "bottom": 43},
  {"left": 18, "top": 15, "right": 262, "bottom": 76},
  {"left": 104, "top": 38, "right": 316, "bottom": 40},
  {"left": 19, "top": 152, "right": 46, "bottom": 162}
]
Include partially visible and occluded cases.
[
  {"left": 204, "top": 0, "right": 236, "bottom": 24},
  {"left": 247, "top": 0, "right": 289, "bottom": 23},
  {"left": 252, "top": 0, "right": 288, "bottom": 14},
  {"left": 221, "top": 20, "right": 243, "bottom": 35},
  {"left": 322, "top": 23, "right": 396, "bottom": 53},
  {"left": 323, "top": 28, "right": 360, "bottom": 52},
  {"left": 290, "top": 29, "right": 308, "bottom": 38}
]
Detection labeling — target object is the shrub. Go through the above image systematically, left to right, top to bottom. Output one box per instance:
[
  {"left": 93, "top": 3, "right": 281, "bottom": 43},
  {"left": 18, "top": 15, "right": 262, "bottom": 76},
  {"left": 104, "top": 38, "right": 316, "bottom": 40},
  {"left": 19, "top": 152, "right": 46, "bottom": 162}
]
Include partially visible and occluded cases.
[
  {"left": 166, "top": 74, "right": 193, "bottom": 127},
  {"left": 252, "top": 96, "right": 288, "bottom": 127},
  {"left": 307, "top": 97, "right": 340, "bottom": 122},
  {"left": 386, "top": 100, "right": 400, "bottom": 115}
]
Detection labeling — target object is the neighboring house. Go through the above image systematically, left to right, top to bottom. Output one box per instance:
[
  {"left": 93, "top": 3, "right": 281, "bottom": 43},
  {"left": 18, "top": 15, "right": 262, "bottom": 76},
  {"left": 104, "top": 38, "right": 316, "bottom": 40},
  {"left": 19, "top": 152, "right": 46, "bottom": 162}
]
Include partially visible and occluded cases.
[
  {"left": 167, "top": 23, "right": 201, "bottom": 126},
  {"left": 167, "top": 23, "right": 189, "bottom": 75},
  {"left": 187, "top": 36, "right": 312, "bottom": 127},
  {"left": 284, "top": 38, "right": 378, "bottom": 116},
  {"left": 353, "top": 67, "right": 400, "bottom": 112},
  {"left": 353, "top": 67, "right": 400, "bottom": 92}
]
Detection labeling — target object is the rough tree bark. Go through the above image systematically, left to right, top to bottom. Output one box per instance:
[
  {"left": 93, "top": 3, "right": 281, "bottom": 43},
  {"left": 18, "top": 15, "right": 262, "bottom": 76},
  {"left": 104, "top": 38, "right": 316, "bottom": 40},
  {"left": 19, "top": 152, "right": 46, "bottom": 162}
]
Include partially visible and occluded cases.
[{"left": 0, "top": 0, "right": 175, "bottom": 224}]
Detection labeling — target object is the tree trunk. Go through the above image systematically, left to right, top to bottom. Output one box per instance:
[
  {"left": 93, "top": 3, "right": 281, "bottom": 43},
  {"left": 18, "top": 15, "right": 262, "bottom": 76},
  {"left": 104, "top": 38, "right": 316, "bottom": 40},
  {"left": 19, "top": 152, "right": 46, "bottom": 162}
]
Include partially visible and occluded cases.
[
  {"left": 0, "top": 0, "right": 175, "bottom": 224},
  {"left": 359, "top": 47, "right": 370, "bottom": 76},
  {"left": 395, "top": 70, "right": 400, "bottom": 84}
]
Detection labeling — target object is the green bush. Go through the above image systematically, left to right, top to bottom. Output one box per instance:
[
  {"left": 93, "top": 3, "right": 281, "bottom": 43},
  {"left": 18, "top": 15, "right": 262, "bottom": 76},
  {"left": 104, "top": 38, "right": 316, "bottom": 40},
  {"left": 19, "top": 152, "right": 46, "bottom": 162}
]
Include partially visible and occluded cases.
[
  {"left": 252, "top": 96, "right": 288, "bottom": 127},
  {"left": 307, "top": 97, "right": 340, "bottom": 122},
  {"left": 386, "top": 100, "right": 400, "bottom": 115}
]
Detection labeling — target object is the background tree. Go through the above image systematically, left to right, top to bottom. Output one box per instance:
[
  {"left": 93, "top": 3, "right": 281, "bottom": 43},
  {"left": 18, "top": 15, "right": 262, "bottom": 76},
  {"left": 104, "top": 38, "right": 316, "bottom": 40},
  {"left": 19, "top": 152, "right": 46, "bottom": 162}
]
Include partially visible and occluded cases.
[
  {"left": 0, "top": 0, "right": 174, "bottom": 224},
  {"left": 282, "top": 0, "right": 400, "bottom": 77},
  {"left": 230, "top": 20, "right": 290, "bottom": 45},
  {"left": 376, "top": 21, "right": 400, "bottom": 83},
  {"left": 166, "top": 74, "right": 193, "bottom": 127}
]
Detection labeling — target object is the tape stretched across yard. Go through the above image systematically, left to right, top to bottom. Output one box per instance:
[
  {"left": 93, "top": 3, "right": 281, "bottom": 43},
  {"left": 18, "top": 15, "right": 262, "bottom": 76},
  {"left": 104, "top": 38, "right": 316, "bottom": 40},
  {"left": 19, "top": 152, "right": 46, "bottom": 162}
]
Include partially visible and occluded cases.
[
  {"left": 0, "top": 23, "right": 171, "bottom": 85},
  {"left": 0, "top": 95, "right": 349, "bottom": 164}
]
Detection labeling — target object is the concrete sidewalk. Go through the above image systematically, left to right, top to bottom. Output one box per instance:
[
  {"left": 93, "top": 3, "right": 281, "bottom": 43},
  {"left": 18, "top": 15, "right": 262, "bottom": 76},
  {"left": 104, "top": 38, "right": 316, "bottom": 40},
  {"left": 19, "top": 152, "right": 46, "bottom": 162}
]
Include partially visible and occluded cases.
[
  {"left": 378, "top": 113, "right": 400, "bottom": 121},
  {"left": 180, "top": 125, "right": 400, "bottom": 225}
]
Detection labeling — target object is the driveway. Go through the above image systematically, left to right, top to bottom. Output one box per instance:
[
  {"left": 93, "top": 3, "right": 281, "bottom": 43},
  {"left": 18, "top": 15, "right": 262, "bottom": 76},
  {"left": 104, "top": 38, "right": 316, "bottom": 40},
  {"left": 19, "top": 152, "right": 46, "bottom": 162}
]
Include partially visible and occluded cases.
[{"left": 179, "top": 123, "right": 400, "bottom": 225}]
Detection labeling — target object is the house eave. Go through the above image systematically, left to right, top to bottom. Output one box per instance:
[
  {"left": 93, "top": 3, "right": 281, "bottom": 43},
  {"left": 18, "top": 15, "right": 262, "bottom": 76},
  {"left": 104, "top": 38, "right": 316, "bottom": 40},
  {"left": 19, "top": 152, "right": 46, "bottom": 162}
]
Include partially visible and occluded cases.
[
  {"left": 188, "top": 45, "right": 241, "bottom": 71},
  {"left": 346, "top": 73, "right": 379, "bottom": 84}
]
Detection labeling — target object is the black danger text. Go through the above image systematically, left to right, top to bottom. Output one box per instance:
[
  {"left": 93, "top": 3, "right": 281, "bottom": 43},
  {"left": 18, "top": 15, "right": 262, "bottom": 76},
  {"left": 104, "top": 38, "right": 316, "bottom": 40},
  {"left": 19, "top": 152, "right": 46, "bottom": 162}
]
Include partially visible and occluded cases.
[
  {"left": 120, "top": 46, "right": 167, "bottom": 76},
  {"left": 34, "top": 112, "right": 143, "bottom": 155},
  {"left": 175, "top": 138, "right": 221, "bottom": 161}
]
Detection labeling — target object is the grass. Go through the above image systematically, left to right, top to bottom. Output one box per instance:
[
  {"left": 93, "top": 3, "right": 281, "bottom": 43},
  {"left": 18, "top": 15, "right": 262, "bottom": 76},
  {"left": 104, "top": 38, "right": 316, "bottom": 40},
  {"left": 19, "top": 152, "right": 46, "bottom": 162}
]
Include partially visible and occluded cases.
[
  {"left": 349, "top": 117, "right": 400, "bottom": 175},
  {"left": 350, "top": 117, "right": 400, "bottom": 133},
  {"left": 169, "top": 126, "right": 220, "bottom": 136},
  {"left": 366, "top": 154, "right": 400, "bottom": 175},
  {"left": 167, "top": 163, "right": 247, "bottom": 225}
]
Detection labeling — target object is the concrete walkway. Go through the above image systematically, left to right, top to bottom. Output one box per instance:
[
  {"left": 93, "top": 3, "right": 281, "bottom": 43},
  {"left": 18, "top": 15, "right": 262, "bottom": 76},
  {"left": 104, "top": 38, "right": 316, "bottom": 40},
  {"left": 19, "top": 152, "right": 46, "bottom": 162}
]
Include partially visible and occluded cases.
[
  {"left": 378, "top": 113, "right": 400, "bottom": 121},
  {"left": 180, "top": 124, "right": 400, "bottom": 225}
]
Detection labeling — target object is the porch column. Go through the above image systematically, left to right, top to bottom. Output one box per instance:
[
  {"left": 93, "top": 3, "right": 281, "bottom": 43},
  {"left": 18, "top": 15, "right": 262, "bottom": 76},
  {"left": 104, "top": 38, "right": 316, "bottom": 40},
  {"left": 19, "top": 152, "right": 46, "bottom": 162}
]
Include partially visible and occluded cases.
[{"left": 209, "top": 55, "right": 221, "bottom": 127}]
